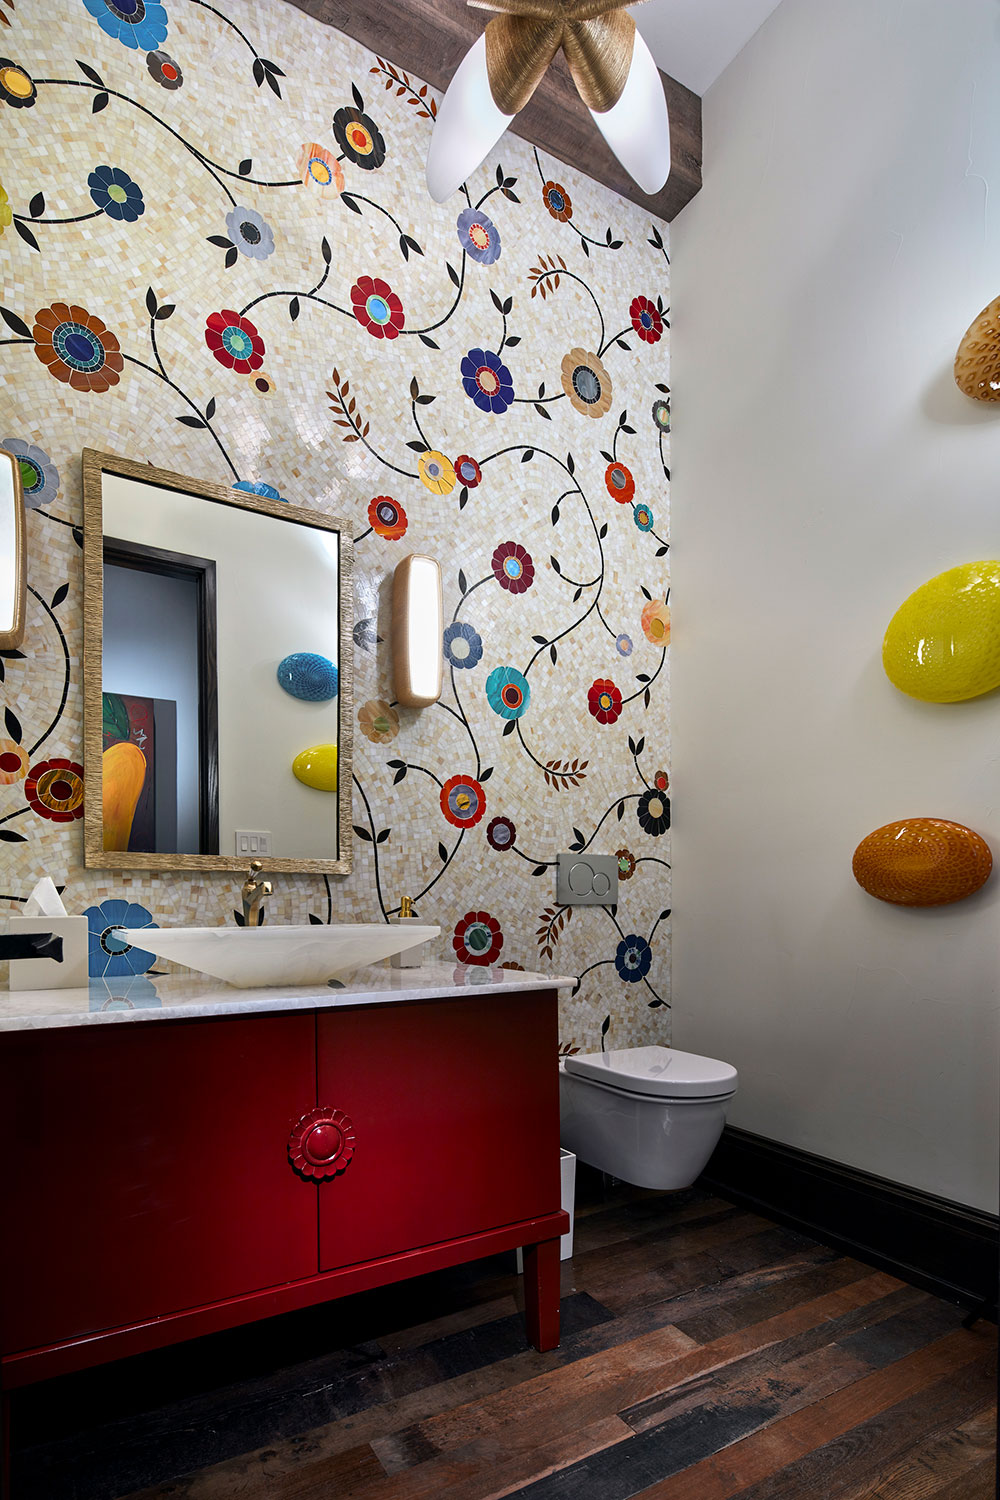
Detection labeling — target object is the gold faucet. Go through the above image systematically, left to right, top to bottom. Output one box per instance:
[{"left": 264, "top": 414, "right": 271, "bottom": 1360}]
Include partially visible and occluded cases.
[{"left": 241, "top": 860, "right": 272, "bottom": 927}]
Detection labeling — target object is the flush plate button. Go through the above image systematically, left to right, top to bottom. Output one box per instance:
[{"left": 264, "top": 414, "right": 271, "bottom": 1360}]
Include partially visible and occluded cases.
[{"left": 556, "top": 852, "right": 619, "bottom": 906}]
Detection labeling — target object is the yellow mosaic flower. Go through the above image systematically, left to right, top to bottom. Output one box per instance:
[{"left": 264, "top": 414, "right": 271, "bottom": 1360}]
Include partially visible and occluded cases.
[
  {"left": 0, "top": 179, "right": 12, "bottom": 237},
  {"left": 418, "top": 449, "right": 456, "bottom": 496},
  {"left": 358, "top": 699, "right": 399, "bottom": 744}
]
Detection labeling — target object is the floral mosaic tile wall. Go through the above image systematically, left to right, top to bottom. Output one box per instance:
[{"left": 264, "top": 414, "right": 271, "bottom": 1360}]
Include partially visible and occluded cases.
[{"left": 0, "top": 0, "right": 671, "bottom": 1047}]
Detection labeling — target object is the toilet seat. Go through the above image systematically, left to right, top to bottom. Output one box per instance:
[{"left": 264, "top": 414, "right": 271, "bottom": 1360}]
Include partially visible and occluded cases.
[{"left": 563, "top": 1045, "right": 737, "bottom": 1102}]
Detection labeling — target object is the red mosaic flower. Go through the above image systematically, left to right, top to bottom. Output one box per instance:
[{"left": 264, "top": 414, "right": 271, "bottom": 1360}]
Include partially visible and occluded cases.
[
  {"left": 350, "top": 275, "right": 405, "bottom": 340},
  {"left": 629, "top": 294, "right": 664, "bottom": 345},
  {"left": 205, "top": 308, "right": 265, "bottom": 373},
  {"left": 455, "top": 454, "right": 482, "bottom": 488},
  {"left": 605, "top": 461, "right": 635, "bottom": 504},
  {"left": 368, "top": 495, "right": 407, "bottom": 539},
  {"left": 492, "top": 540, "right": 534, "bottom": 594},
  {"left": 588, "top": 678, "right": 622, "bottom": 725},
  {"left": 24, "top": 757, "right": 85, "bottom": 821},
  {"left": 654, "top": 769, "right": 669, "bottom": 792},
  {"left": 440, "top": 773, "right": 486, "bottom": 828},
  {"left": 486, "top": 815, "right": 516, "bottom": 851},
  {"left": 453, "top": 909, "right": 503, "bottom": 966}
]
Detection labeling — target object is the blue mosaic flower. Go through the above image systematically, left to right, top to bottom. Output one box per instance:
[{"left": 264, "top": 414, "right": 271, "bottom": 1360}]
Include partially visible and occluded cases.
[
  {"left": 81, "top": 0, "right": 168, "bottom": 52},
  {"left": 88, "top": 164, "right": 145, "bottom": 222},
  {"left": 226, "top": 205, "right": 275, "bottom": 261},
  {"left": 456, "top": 206, "right": 501, "bottom": 266},
  {"left": 461, "top": 347, "right": 515, "bottom": 415},
  {"left": 0, "top": 437, "right": 59, "bottom": 510},
  {"left": 234, "top": 479, "right": 286, "bottom": 501},
  {"left": 634, "top": 502, "right": 654, "bottom": 532},
  {"left": 443, "top": 621, "right": 483, "bottom": 671},
  {"left": 615, "top": 633, "right": 634, "bottom": 658},
  {"left": 485, "top": 665, "right": 530, "bottom": 719},
  {"left": 84, "top": 898, "right": 158, "bottom": 979},
  {"left": 614, "top": 933, "right": 652, "bottom": 983},
  {"left": 90, "top": 974, "right": 161, "bottom": 1011}
]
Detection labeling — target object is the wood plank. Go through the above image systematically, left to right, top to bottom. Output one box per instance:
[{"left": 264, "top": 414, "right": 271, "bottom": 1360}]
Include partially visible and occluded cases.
[
  {"left": 281, "top": 0, "right": 701, "bottom": 221},
  {"left": 836, "top": 1404, "right": 996, "bottom": 1499}
]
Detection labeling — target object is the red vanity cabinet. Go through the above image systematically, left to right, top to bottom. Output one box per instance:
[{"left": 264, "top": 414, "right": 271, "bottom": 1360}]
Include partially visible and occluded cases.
[{"left": 0, "top": 984, "right": 567, "bottom": 1415}]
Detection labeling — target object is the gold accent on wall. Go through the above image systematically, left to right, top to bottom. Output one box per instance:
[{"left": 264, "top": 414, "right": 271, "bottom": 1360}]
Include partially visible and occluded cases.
[
  {"left": 481, "top": 0, "right": 637, "bottom": 116},
  {"left": 955, "top": 295, "right": 1000, "bottom": 401}
]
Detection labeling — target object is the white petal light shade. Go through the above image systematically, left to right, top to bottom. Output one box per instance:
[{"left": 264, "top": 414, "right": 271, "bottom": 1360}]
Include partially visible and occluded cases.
[
  {"left": 589, "top": 28, "right": 670, "bottom": 196},
  {"left": 426, "top": 34, "right": 514, "bottom": 203}
]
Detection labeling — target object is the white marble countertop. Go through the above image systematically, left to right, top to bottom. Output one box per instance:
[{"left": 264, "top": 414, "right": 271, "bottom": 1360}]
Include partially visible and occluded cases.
[{"left": 0, "top": 961, "right": 577, "bottom": 1032}]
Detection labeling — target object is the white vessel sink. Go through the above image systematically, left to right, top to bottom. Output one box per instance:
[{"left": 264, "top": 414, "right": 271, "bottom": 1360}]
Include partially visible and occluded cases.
[{"left": 118, "top": 923, "right": 440, "bottom": 988}]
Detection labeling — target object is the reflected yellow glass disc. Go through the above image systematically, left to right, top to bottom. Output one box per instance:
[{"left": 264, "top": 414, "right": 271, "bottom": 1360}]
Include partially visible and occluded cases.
[
  {"left": 882, "top": 561, "right": 1000, "bottom": 702},
  {"left": 292, "top": 743, "right": 338, "bottom": 792}
]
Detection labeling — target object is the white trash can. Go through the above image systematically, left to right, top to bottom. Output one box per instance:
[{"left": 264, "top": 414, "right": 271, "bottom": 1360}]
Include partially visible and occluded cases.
[{"left": 517, "top": 1148, "right": 576, "bottom": 1268}]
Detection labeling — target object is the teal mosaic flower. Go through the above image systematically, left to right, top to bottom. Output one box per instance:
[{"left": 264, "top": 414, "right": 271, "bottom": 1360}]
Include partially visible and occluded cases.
[
  {"left": 82, "top": 0, "right": 168, "bottom": 52},
  {"left": 485, "top": 665, "right": 530, "bottom": 719},
  {"left": 84, "top": 898, "right": 158, "bottom": 979}
]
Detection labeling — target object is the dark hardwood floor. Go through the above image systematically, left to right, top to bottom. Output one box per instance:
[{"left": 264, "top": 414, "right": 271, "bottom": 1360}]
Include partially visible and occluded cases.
[{"left": 10, "top": 1174, "right": 996, "bottom": 1500}]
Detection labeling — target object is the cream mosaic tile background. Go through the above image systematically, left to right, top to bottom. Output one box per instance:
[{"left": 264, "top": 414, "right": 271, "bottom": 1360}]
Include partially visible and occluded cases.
[{"left": 0, "top": 0, "right": 671, "bottom": 1048}]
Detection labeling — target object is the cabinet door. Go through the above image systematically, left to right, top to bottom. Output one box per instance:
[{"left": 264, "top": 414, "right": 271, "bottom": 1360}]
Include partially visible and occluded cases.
[
  {"left": 316, "top": 992, "right": 560, "bottom": 1271},
  {"left": 0, "top": 1013, "right": 317, "bottom": 1354}
]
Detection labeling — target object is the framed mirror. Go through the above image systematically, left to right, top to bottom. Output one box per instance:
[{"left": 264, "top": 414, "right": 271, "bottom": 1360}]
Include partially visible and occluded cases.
[
  {"left": 0, "top": 447, "right": 27, "bottom": 651},
  {"left": 82, "top": 449, "right": 353, "bottom": 874}
]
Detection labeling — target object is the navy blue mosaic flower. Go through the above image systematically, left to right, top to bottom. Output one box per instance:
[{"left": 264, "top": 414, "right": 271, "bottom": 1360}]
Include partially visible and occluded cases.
[
  {"left": 82, "top": 0, "right": 168, "bottom": 52},
  {"left": 88, "top": 165, "right": 145, "bottom": 222},
  {"left": 457, "top": 206, "right": 501, "bottom": 266},
  {"left": 461, "top": 348, "right": 515, "bottom": 415},
  {"left": 443, "top": 621, "right": 483, "bottom": 670},
  {"left": 486, "top": 665, "right": 530, "bottom": 719},
  {"left": 84, "top": 898, "right": 158, "bottom": 979},
  {"left": 615, "top": 934, "right": 652, "bottom": 983}
]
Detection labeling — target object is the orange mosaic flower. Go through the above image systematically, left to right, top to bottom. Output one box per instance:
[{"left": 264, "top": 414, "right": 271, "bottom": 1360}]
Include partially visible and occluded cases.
[
  {"left": 297, "top": 142, "right": 345, "bottom": 195},
  {"left": 32, "top": 303, "right": 123, "bottom": 393},
  {"left": 641, "top": 599, "right": 671, "bottom": 647},
  {"left": 0, "top": 737, "right": 28, "bottom": 784}
]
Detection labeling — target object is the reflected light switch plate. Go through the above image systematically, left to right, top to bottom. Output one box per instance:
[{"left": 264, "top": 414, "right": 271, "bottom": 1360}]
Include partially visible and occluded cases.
[
  {"left": 236, "top": 830, "right": 271, "bottom": 857},
  {"left": 556, "top": 853, "right": 619, "bottom": 906}
]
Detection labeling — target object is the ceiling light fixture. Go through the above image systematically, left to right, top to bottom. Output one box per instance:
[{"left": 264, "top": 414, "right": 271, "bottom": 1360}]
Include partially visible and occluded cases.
[{"left": 426, "top": 0, "right": 670, "bottom": 202}]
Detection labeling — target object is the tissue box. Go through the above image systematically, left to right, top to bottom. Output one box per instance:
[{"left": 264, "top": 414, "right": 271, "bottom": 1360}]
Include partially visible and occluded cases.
[{"left": 8, "top": 914, "right": 90, "bottom": 990}]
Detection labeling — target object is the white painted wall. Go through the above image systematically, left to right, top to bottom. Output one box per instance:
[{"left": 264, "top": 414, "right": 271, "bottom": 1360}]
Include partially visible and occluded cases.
[{"left": 671, "top": 0, "right": 1000, "bottom": 1212}]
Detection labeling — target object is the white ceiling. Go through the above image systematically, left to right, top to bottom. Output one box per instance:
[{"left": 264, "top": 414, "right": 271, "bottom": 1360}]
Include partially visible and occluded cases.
[{"left": 630, "top": 0, "right": 784, "bottom": 96}]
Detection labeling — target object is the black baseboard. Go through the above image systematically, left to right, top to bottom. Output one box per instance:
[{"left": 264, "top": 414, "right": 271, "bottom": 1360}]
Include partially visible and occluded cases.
[{"left": 700, "top": 1126, "right": 998, "bottom": 1317}]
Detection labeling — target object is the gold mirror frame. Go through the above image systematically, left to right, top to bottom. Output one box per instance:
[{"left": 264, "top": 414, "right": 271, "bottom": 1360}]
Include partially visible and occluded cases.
[
  {"left": 0, "top": 447, "right": 27, "bottom": 651},
  {"left": 82, "top": 448, "right": 354, "bottom": 876}
]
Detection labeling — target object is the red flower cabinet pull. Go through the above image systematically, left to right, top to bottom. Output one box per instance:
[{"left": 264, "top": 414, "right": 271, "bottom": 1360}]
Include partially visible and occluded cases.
[{"left": 288, "top": 1106, "right": 356, "bottom": 1180}]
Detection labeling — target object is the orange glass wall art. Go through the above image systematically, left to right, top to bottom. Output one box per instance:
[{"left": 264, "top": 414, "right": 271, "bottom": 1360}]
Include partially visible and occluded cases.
[{"left": 852, "top": 818, "right": 993, "bottom": 907}]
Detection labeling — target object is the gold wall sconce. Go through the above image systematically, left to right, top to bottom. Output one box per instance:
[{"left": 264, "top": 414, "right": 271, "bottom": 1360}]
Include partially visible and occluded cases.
[
  {"left": 955, "top": 294, "right": 1000, "bottom": 400},
  {"left": 0, "top": 447, "right": 26, "bottom": 651},
  {"left": 392, "top": 554, "right": 443, "bottom": 708}
]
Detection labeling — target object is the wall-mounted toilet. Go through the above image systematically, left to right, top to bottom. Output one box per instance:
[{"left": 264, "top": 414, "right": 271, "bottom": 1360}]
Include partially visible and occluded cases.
[{"left": 559, "top": 1045, "right": 738, "bottom": 1191}]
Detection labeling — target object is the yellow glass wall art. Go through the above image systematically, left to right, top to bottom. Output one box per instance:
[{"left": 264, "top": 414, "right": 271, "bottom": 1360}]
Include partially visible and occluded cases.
[
  {"left": 882, "top": 561, "right": 1000, "bottom": 702},
  {"left": 102, "top": 740, "right": 147, "bottom": 851}
]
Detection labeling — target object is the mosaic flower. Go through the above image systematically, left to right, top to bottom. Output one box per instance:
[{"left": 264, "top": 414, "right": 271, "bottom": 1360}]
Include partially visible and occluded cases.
[
  {"left": 82, "top": 0, "right": 168, "bottom": 52},
  {"left": 146, "top": 48, "right": 182, "bottom": 88},
  {"left": 0, "top": 58, "right": 36, "bottom": 107},
  {"left": 333, "top": 105, "right": 386, "bottom": 170},
  {"left": 297, "top": 141, "right": 344, "bottom": 194},
  {"left": 88, "top": 165, "right": 145, "bottom": 222},
  {"left": 0, "top": 178, "right": 11, "bottom": 236},
  {"left": 542, "top": 180, "right": 572, "bottom": 222},
  {"left": 226, "top": 205, "right": 275, "bottom": 261},
  {"left": 457, "top": 205, "right": 501, "bottom": 265},
  {"left": 350, "top": 275, "right": 404, "bottom": 340},
  {"left": 630, "top": 294, "right": 664, "bottom": 345},
  {"left": 32, "top": 303, "right": 123, "bottom": 393},
  {"left": 205, "top": 308, "right": 265, "bottom": 373},
  {"left": 561, "top": 347, "right": 613, "bottom": 418},
  {"left": 461, "top": 348, "right": 515, "bottom": 414},
  {"left": 248, "top": 371, "right": 275, "bottom": 396},
  {"left": 652, "top": 398, "right": 671, "bottom": 433},
  {"left": 0, "top": 438, "right": 59, "bottom": 510},
  {"left": 417, "top": 449, "right": 456, "bottom": 495},
  {"left": 454, "top": 454, "right": 482, "bottom": 488},
  {"left": 605, "top": 461, "right": 634, "bottom": 504},
  {"left": 233, "top": 479, "right": 285, "bottom": 500},
  {"left": 368, "top": 495, "right": 407, "bottom": 539},
  {"left": 634, "top": 503, "right": 654, "bottom": 532},
  {"left": 491, "top": 540, "right": 534, "bottom": 594},
  {"left": 641, "top": 598, "right": 671, "bottom": 646},
  {"left": 443, "top": 621, "right": 482, "bottom": 670},
  {"left": 615, "top": 633, "right": 633, "bottom": 658},
  {"left": 485, "top": 665, "right": 530, "bottom": 720},
  {"left": 588, "top": 677, "right": 622, "bottom": 725},
  {"left": 358, "top": 699, "right": 399, "bottom": 743},
  {"left": 0, "top": 738, "right": 28, "bottom": 784},
  {"left": 24, "top": 758, "right": 85, "bottom": 821},
  {"left": 653, "top": 769, "right": 669, "bottom": 792},
  {"left": 440, "top": 774, "right": 486, "bottom": 828},
  {"left": 637, "top": 788, "right": 670, "bottom": 836},
  {"left": 486, "top": 815, "right": 516, "bottom": 851},
  {"left": 615, "top": 847, "right": 636, "bottom": 881},
  {"left": 84, "top": 898, "right": 158, "bottom": 979},
  {"left": 453, "top": 909, "right": 503, "bottom": 966},
  {"left": 615, "top": 933, "right": 652, "bottom": 983},
  {"left": 92, "top": 974, "right": 161, "bottom": 1010}
]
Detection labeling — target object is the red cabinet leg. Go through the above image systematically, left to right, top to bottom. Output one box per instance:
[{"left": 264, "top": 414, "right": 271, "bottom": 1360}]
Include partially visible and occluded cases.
[{"left": 522, "top": 1237, "right": 561, "bottom": 1351}]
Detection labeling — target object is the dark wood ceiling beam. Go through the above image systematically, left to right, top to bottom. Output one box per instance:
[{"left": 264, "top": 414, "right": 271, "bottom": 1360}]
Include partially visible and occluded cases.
[{"left": 283, "top": 0, "right": 701, "bottom": 221}]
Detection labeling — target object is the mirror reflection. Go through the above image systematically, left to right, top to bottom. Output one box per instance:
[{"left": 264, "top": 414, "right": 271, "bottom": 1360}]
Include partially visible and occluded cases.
[{"left": 83, "top": 453, "right": 352, "bottom": 874}]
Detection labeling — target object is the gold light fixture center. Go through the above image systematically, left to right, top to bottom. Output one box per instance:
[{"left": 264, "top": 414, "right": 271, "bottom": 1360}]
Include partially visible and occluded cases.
[{"left": 469, "top": 0, "right": 641, "bottom": 115}]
